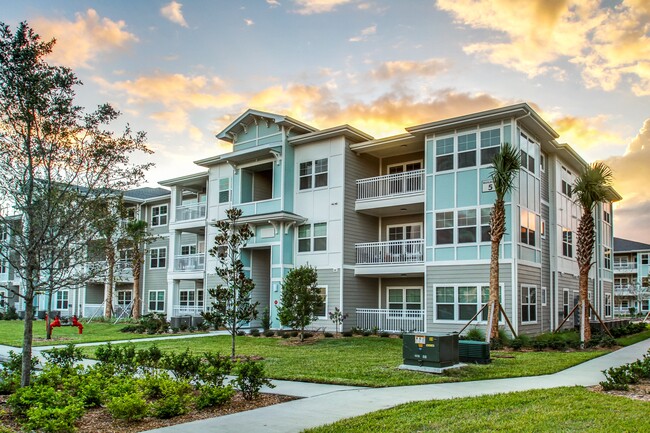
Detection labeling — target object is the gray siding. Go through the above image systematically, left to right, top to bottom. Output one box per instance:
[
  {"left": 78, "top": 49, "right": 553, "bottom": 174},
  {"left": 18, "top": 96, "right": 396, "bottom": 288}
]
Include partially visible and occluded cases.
[
  {"left": 343, "top": 145, "right": 379, "bottom": 265},
  {"left": 541, "top": 156, "right": 549, "bottom": 202},
  {"left": 380, "top": 216, "right": 424, "bottom": 241},
  {"left": 250, "top": 248, "right": 271, "bottom": 328},
  {"left": 517, "top": 264, "right": 544, "bottom": 335},
  {"left": 310, "top": 269, "right": 341, "bottom": 331},
  {"left": 342, "top": 269, "right": 378, "bottom": 329},
  {"left": 557, "top": 273, "right": 580, "bottom": 330},
  {"left": 379, "top": 277, "right": 424, "bottom": 308},
  {"left": 85, "top": 283, "right": 104, "bottom": 304}
]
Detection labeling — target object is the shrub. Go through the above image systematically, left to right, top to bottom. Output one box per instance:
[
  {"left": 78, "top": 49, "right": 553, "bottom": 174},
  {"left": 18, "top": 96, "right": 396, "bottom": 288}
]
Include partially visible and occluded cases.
[
  {"left": 2, "top": 306, "right": 18, "bottom": 320},
  {"left": 261, "top": 308, "right": 272, "bottom": 331},
  {"left": 250, "top": 328, "right": 261, "bottom": 337},
  {"left": 465, "top": 328, "right": 485, "bottom": 341},
  {"left": 237, "top": 330, "right": 246, "bottom": 336},
  {"left": 263, "top": 330, "right": 275, "bottom": 337},
  {"left": 290, "top": 330, "right": 299, "bottom": 337},
  {"left": 362, "top": 330, "right": 372, "bottom": 337},
  {"left": 342, "top": 331, "right": 353, "bottom": 337},
  {"left": 281, "top": 332, "right": 290, "bottom": 339},
  {"left": 302, "top": 332, "right": 314, "bottom": 339},
  {"left": 324, "top": 332, "right": 334, "bottom": 338},
  {"left": 380, "top": 332, "right": 391, "bottom": 338},
  {"left": 509, "top": 335, "right": 530, "bottom": 350},
  {"left": 43, "top": 343, "right": 83, "bottom": 370},
  {"left": 136, "top": 344, "right": 164, "bottom": 369},
  {"left": 162, "top": 349, "right": 202, "bottom": 382},
  {"left": 198, "top": 352, "right": 233, "bottom": 387},
  {"left": 233, "top": 359, "right": 275, "bottom": 401},
  {"left": 105, "top": 377, "right": 139, "bottom": 399},
  {"left": 8, "top": 385, "right": 59, "bottom": 418},
  {"left": 196, "top": 385, "right": 235, "bottom": 410},
  {"left": 107, "top": 393, "right": 148, "bottom": 421},
  {"left": 150, "top": 393, "right": 192, "bottom": 419},
  {"left": 24, "top": 402, "right": 84, "bottom": 433}
]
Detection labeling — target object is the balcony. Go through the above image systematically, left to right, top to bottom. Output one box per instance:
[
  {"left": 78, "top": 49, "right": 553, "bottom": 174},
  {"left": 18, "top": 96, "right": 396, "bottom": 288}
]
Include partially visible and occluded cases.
[
  {"left": 356, "top": 170, "right": 425, "bottom": 216},
  {"left": 176, "top": 202, "right": 207, "bottom": 222},
  {"left": 355, "top": 239, "right": 425, "bottom": 276},
  {"left": 174, "top": 253, "right": 205, "bottom": 272},
  {"left": 87, "top": 259, "right": 133, "bottom": 282},
  {"left": 613, "top": 262, "right": 637, "bottom": 274},
  {"left": 614, "top": 285, "right": 638, "bottom": 296},
  {"left": 172, "top": 305, "right": 206, "bottom": 317},
  {"left": 356, "top": 308, "right": 425, "bottom": 333}
]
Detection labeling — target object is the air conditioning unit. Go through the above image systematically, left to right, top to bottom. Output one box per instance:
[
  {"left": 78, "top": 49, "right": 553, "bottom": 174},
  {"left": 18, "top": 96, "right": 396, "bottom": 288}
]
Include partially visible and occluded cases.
[
  {"left": 402, "top": 333, "right": 459, "bottom": 368},
  {"left": 458, "top": 340, "right": 491, "bottom": 364}
]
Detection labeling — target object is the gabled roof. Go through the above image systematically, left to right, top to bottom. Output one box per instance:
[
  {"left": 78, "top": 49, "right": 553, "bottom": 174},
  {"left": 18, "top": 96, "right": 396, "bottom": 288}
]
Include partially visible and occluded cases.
[
  {"left": 216, "top": 109, "right": 317, "bottom": 143},
  {"left": 289, "top": 124, "right": 373, "bottom": 145},
  {"left": 123, "top": 187, "right": 170, "bottom": 201},
  {"left": 614, "top": 237, "right": 650, "bottom": 253}
]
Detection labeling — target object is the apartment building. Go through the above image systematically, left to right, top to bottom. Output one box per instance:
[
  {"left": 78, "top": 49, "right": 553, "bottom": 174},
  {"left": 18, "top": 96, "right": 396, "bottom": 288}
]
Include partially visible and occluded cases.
[
  {"left": 154, "top": 103, "right": 619, "bottom": 335},
  {"left": 612, "top": 237, "right": 650, "bottom": 316}
]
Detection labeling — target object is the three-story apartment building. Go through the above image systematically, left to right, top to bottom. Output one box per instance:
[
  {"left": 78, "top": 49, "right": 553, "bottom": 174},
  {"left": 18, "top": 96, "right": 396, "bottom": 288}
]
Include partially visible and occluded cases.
[{"left": 612, "top": 237, "right": 650, "bottom": 316}]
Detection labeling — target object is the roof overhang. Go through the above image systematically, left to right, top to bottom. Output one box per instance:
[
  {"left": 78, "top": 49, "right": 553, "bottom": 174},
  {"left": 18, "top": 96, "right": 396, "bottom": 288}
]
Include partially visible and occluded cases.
[
  {"left": 216, "top": 109, "right": 317, "bottom": 143},
  {"left": 289, "top": 124, "right": 373, "bottom": 146},
  {"left": 349, "top": 133, "right": 420, "bottom": 158},
  {"left": 195, "top": 145, "right": 281, "bottom": 169},
  {"left": 159, "top": 171, "right": 208, "bottom": 187},
  {"left": 211, "top": 211, "right": 306, "bottom": 226}
]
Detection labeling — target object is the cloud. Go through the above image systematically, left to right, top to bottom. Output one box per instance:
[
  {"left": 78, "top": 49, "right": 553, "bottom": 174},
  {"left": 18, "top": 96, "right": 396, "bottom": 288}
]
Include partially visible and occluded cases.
[
  {"left": 266, "top": 0, "right": 281, "bottom": 7},
  {"left": 292, "top": 0, "right": 353, "bottom": 15},
  {"left": 436, "top": 0, "right": 650, "bottom": 95},
  {"left": 161, "top": 1, "right": 188, "bottom": 27},
  {"left": 33, "top": 9, "right": 137, "bottom": 68},
  {"left": 244, "top": 18, "right": 255, "bottom": 26},
  {"left": 349, "top": 25, "right": 376, "bottom": 42},
  {"left": 371, "top": 58, "right": 450, "bottom": 80},
  {"left": 549, "top": 114, "right": 623, "bottom": 150},
  {"left": 605, "top": 118, "right": 650, "bottom": 242}
]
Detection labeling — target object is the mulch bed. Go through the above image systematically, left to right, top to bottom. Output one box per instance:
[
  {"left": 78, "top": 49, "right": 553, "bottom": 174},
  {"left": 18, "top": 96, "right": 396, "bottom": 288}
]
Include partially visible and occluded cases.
[
  {"left": 590, "top": 379, "right": 650, "bottom": 402},
  {"left": 0, "top": 392, "right": 295, "bottom": 433}
]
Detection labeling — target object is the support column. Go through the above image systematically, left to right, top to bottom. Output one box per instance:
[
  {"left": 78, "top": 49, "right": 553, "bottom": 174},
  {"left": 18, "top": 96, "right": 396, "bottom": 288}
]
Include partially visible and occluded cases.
[{"left": 166, "top": 279, "right": 176, "bottom": 318}]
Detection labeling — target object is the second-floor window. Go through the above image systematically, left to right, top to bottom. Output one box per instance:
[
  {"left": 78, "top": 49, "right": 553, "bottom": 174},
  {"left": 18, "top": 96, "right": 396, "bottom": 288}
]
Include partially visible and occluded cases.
[
  {"left": 480, "top": 129, "right": 500, "bottom": 165},
  {"left": 299, "top": 158, "right": 328, "bottom": 190},
  {"left": 219, "top": 178, "right": 230, "bottom": 203},
  {"left": 151, "top": 205, "right": 168, "bottom": 227},
  {"left": 520, "top": 209, "right": 536, "bottom": 247},
  {"left": 298, "top": 223, "right": 327, "bottom": 252},
  {"left": 562, "top": 229, "right": 573, "bottom": 258},
  {"left": 150, "top": 247, "right": 167, "bottom": 269},
  {"left": 0, "top": 259, "right": 7, "bottom": 274}
]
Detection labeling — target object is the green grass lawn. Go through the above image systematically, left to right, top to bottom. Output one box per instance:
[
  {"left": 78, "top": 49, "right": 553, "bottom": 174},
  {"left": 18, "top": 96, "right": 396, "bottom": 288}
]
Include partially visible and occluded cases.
[
  {"left": 0, "top": 319, "right": 183, "bottom": 347},
  {"left": 616, "top": 325, "right": 650, "bottom": 346},
  {"left": 81, "top": 335, "right": 609, "bottom": 387},
  {"left": 305, "top": 387, "right": 650, "bottom": 433}
]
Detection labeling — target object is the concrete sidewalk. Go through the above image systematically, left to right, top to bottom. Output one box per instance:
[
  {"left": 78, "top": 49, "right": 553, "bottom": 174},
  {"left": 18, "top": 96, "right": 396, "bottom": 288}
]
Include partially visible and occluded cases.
[{"left": 144, "top": 339, "right": 650, "bottom": 433}]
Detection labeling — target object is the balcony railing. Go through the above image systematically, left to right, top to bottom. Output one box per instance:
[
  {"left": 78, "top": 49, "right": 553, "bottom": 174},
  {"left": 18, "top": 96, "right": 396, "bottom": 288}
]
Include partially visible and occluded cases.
[
  {"left": 357, "top": 169, "right": 424, "bottom": 201},
  {"left": 176, "top": 202, "right": 207, "bottom": 222},
  {"left": 356, "top": 239, "right": 424, "bottom": 265},
  {"left": 174, "top": 253, "right": 205, "bottom": 272},
  {"left": 613, "top": 262, "right": 637, "bottom": 272},
  {"left": 614, "top": 285, "right": 638, "bottom": 296},
  {"left": 172, "top": 305, "right": 206, "bottom": 317},
  {"left": 356, "top": 308, "right": 425, "bottom": 333}
]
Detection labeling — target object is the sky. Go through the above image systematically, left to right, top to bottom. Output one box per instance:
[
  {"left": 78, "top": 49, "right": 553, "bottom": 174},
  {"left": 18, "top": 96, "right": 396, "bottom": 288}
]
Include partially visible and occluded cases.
[{"left": 3, "top": 0, "right": 650, "bottom": 242}]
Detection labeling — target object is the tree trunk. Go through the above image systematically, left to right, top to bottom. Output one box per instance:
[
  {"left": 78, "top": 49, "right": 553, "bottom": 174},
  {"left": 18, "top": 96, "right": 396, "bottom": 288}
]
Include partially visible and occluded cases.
[
  {"left": 487, "top": 199, "right": 506, "bottom": 341},
  {"left": 577, "top": 211, "right": 595, "bottom": 345},
  {"left": 104, "top": 245, "right": 115, "bottom": 319},
  {"left": 132, "top": 264, "right": 141, "bottom": 320},
  {"left": 46, "top": 289, "right": 53, "bottom": 340},
  {"left": 21, "top": 296, "right": 35, "bottom": 387},
  {"left": 231, "top": 321, "right": 236, "bottom": 359}
]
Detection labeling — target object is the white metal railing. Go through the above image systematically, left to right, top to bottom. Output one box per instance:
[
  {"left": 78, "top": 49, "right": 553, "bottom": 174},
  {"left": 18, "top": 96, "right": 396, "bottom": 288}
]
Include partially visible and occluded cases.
[
  {"left": 357, "top": 169, "right": 424, "bottom": 201},
  {"left": 176, "top": 202, "right": 207, "bottom": 222},
  {"left": 356, "top": 239, "right": 424, "bottom": 265},
  {"left": 174, "top": 253, "right": 205, "bottom": 272},
  {"left": 613, "top": 262, "right": 637, "bottom": 272},
  {"left": 614, "top": 285, "right": 637, "bottom": 296},
  {"left": 83, "top": 304, "right": 104, "bottom": 318},
  {"left": 172, "top": 305, "right": 206, "bottom": 317},
  {"left": 356, "top": 308, "right": 425, "bottom": 332}
]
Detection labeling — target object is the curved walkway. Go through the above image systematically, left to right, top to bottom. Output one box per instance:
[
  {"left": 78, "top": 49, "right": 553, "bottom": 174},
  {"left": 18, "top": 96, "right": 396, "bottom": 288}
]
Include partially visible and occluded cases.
[{"left": 143, "top": 339, "right": 650, "bottom": 433}]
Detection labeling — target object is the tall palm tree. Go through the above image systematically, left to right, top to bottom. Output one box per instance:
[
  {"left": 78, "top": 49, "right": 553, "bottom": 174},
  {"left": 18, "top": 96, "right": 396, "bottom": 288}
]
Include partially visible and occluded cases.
[
  {"left": 486, "top": 143, "right": 521, "bottom": 342},
  {"left": 573, "top": 162, "right": 613, "bottom": 344},
  {"left": 125, "top": 219, "right": 150, "bottom": 320}
]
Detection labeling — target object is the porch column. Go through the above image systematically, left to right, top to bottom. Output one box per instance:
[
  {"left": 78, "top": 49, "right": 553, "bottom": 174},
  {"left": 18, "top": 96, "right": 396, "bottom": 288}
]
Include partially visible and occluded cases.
[{"left": 166, "top": 279, "right": 176, "bottom": 318}]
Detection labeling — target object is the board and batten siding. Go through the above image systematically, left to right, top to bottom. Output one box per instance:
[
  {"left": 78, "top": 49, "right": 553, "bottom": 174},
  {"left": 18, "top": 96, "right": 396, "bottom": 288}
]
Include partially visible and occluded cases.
[
  {"left": 343, "top": 145, "right": 379, "bottom": 266},
  {"left": 249, "top": 248, "right": 271, "bottom": 328},
  {"left": 426, "top": 263, "right": 513, "bottom": 334},
  {"left": 342, "top": 269, "right": 378, "bottom": 329}
]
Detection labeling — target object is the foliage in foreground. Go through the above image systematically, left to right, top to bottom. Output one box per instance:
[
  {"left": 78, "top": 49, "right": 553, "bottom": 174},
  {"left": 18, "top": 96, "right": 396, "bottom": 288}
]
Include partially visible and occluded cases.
[
  {"left": 600, "top": 349, "right": 650, "bottom": 391},
  {"left": 306, "top": 387, "right": 650, "bottom": 433}
]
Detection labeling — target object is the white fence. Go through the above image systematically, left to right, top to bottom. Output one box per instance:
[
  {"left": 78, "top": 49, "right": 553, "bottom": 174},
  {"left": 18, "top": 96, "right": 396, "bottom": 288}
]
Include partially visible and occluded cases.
[
  {"left": 357, "top": 170, "right": 424, "bottom": 200},
  {"left": 356, "top": 239, "right": 424, "bottom": 265},
  {"left": 172, "top": 305, "right": 205, "bottom": 317},
  {"left": 356, "top": 308, "right": 425, "bottom": 332}
]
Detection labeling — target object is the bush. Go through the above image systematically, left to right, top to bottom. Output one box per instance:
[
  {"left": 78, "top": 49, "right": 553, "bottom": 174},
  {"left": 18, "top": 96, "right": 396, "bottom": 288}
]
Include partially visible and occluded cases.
[
  {"left": 2, "top": 306, "right": 19, "bottom": 320},
  {"left": 261, "top": 308, "right": 272, "bottom": 331},
  {"left": 250, "top": 328, "right": 260, "bottom": 337},
  {"left": 465, "top": 328, "right": 484, "bottom": 341},
  {"left": 237, "top": 330, "right": 246, "bottom": 336},
  {"left": 263, "top": 330, "right": 275, "bottom": 337},
  {"left": 290, "top": 330, "right": 299, "bottom": 337},
  {"left": 362, "top": 330, "right": 372, "bottom": 337},
  {"left": 342, "top": 331, "right": 353, "bottom": 337},
  {"left": 281, "top": 332, "right": 290, "bottom": 339},
  {"left": 302, "top": 332, "right": 314, "bottom": 339},
  {"left": 324, "top": 332, "right": 334, "bottom": 338},
  {"left": 380, "top": 332, "right": 391, "bottom": 338},
  {"left": 509, "top": 335, "right": 530, "bottom": 350},
  {"left": 43, "top": 343, "right": 83, "bottom": 370},
  {"left": 136, "top": 344, "right": 164, "bottom": 369},
  {"left": 162, "top": 349, "right": 202, "bottom": 382},
  {"left": 198, "top": 352, "right": 233, "bottom": 387},
  {"left": 233, "top": 359, "right": 275, "bottom": 401},
  {"left": 8, "top": 384, "right": 59, "bottom": 418},
  {"left": 196, "top": 385, "right": 235, "bottom": 410},
  {"left": 107, "top": 393, "right": 148, "bottom": 421},
  {"left": 150, "top": 393, "right": 192, "bottom": 419},
  {"left": 24, "top": 402, "right": 84, "bottom": 433}
]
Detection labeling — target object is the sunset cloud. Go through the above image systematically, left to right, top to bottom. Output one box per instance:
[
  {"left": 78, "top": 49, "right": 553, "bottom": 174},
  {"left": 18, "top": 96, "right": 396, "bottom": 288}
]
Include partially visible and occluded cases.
[
  {"left": 292, "top": 0, "right": 353, "bottom": 15},
  {"left": 436, "top": 0, "right": 650, "bottom": 95},
  {"left": 161, "top": 1, "right": 188, "bottom": 27},
  {"left": 33, "top": 9, "right": 137, "bottom": 68},
  {"left": 349, "top": 25, "right": 376, "bottom": 42},
  {"left": 371, "top": 58, "right": 450, "bottom": 80},
  {"left": 549, "top": 114, "right": 624, "bottom": 151}
]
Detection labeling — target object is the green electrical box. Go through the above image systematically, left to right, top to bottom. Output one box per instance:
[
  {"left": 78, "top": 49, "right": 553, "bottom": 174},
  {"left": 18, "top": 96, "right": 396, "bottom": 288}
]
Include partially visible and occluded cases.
[
  {"left": 402, "top": 333, "right": 459, "bottom": 368},
  {"left": 458, "top": 340, "right": 491, "bottom": 364}
]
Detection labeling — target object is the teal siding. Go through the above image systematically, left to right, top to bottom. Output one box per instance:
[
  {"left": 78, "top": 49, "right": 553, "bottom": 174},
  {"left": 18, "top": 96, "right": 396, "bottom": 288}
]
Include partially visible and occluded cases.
[
  {"left": 457, "top": 170, "right": 477, "bottom": 207},
  {"left": 435, "top": 173, "right": 455, "bottom": 208}
]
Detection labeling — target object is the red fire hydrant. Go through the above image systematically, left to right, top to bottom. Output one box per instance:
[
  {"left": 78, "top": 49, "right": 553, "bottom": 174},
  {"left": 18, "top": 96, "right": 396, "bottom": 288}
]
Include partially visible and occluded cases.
[{"left": 72, "top": 315, "right": 84, "bottom": 334}]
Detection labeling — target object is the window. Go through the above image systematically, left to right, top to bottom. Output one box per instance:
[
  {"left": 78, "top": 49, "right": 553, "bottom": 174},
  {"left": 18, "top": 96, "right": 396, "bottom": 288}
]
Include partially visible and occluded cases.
[
  {"left": 480, "top": 129, "right": 500, "bottom": 164},
  {"left": 458, "top": 133, "right": 476, "bottom": 168},
  {"left": 436, "top": 137, "right": 454, "bottom": 172},
  {"left": 540, "top": 153, "right": 546, "bottom": 172},
  {"left": 299, "top": 158, "right": 328, "bottom": 190},
  {"left": 218, "top": 177, "right": 230, "bottom": 203},
  {"left": 561, "top": 180, "right": 572, "bottom": 197},
  {"left": 151, "top": 204, "right": 168, "bottom": 227},
  {"left": 480, "top": 208, "right": 492, "bottom": 242},
  {"left": 520, "top": 208, "right": 536, "bottom": 247},
  {"left": 603, "top": 208, "right": 611, "bottom": 224},
  {"left": 457, "top": 210, "right": 476, "bottom": 243},
  {"left": 436, "top": 212, "right": 454, "bottom": 245},
  {"left": 541, "top": 220, "right": 546, "bottom": 239},
  {"left": 298, "top": 223, "right": 327, "bottom": 252},
  {"left": 387, "top": 224, "right": 422, "bottom": 241},
  {"left": 0, "top": 227, "right": 7, "bottom": 242},
  {"left": 562, "top": 229, "right": 573, "bottom": 258},
  {"left": 181, "top": 244, "right": 197, "bottom": 255},
  {"left": 150, "top": 247, "right": 167, "bottom": 269},
  {"left": 604, "top": 248, "right": 611, "bottom": 270},
  {"left": 642, "top": 254, "right": 649, "bottom": 265},
  {"left": 0, "top": 259, "right": 7, "bottom": 274},
  {"left": 458, "top": 286, "right": 478, "bottom": 320},
  {"left": 521, "top": 286, "right": 537, "bottom": 323},
  {"left": 315, "top": 287, "right": 327, "bottom": 317},
  {"left": 388, "top": 287, "right": 422, "bottom": 312},
  {"left": 435, "top": 287, "right": 455, "bottom": 320},
  {"left": 541, "top": 287, "right": 547, "bottom": 306},
  {"left": 179, "top": 289, "right": 195, "bottom": 307},
  {"left": 56, "top": 290, "right": 69, "bottom": 310},
  {"left": 149, "top": 290, "right": 165, "bottom": 312},
  {"left": 563, "top": 290, "right": 570, "bottom": 317},
  {"left": 117, "top": 291, "right": 132, "bottom": 308},
  {"left": 605, "top": 293, "right": 612, "bottom": 317}
]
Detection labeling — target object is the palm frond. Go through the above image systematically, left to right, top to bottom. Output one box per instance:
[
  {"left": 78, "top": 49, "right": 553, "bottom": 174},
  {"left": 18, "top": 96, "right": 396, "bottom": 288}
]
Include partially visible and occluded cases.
[
  {"left": 490, "top": 143, "right": 521, "bottom": 200},
  {"left": 573, "top": 162, "right": 614, "bottom": 211}
]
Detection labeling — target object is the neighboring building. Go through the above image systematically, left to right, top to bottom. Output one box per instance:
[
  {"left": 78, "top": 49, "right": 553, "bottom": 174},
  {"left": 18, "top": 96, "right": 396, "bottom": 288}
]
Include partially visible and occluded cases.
[
  {"left": 3, "top": 103, "right": 621, "bottom": 335},
  {"left": 156, "top": 103, "right": 620, "bottom": 335},
  {"left": 612, "top": 237, "right": 650, "bottom": 316}
]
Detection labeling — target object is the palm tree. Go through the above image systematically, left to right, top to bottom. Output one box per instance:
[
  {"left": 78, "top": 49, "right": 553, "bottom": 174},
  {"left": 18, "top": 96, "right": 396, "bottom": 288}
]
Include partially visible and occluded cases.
[
  {"left": 486, "top": 143, "right": 521, "bottom": 342},
  {"left": 573, "top": 162, "right": 613, "bottom": 344},
  {"left": 125, "top": 219, "right": 150, "bottom": 320}
]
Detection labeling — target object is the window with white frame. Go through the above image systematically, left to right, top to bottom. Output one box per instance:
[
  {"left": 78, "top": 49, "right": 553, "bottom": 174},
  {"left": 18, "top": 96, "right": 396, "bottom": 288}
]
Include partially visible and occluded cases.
[
  {"left": 480, "top": 129, "right": 501, "bottom": 165},
  {"left": 458, "top": 133, "right": 477, "bottom": 168},
  {"left": 519, "top": 133, "right": 536, "bottom": 174},
  {"left": 436, "top": 137, "right": 454, "bottom": 172},
  {"left": 540, "top": 153, "right": 546, "bottom": 172},
  {"left": 299, "top": 158, "right": 328, "bottom": 190},
  {"left": 218, "top": 177, "right": 231, "bottom": 203},
  {"left": 151, "top": 204, "right": 168, "bottom": 227},
  {"left": 603, "top": 207, "right": 611, "bottom": 224},
  {"left": 480, "top": 208, "right": 492, "bottom": 242},
  {"left": 520, "top": 208, "right": 536, "bottom": 247},
  {"left": 457, "top": 210, "right": 477, "bottom": 243},
  {"left": 436, "top": 212, "right": 454, "bottom": 245},
  {"left": 541, "top": 220, "right": 546, "bottom": 239},
  {"left": 297, "top": 223, "right": 327, "bottom": 252},
  {"left": 387, "top": 224, "right": 422, "bottom": 241},
  {"left": 0, "top": 227, "right": 7, "bottom": 242},
  {"left": 560, "top": 228, "right": 570, "bottom": 256},
  {"left": 181, "top": 244, "right": 197, "bottom": 255},
  {"left": 150, "top": 247, "right": 167, "bottom": 269},
  {"left": 604, "top": 247, "right": 611, "bottom": 270},
  {"left": 642, "top": 254, "right": 649, "bottom": 265},
  {"left": 0, "top": 259, "right": 7, "bottom": 274},
  {"left": 436, "top": 285, "right": 499, "bottom": 322},
  {"left": 315, "top": 286, "right": 327, "bottom": 317},
  {"left": 458, "top": 286, "right": 478, "bottom": 320},
  {"left": 521, "top": 286, "right": 537, "bottom": 323},
  {"left": 388, "top": 287, "right": 422, "bottom": 311},
  {"left": 435, "top": 287, "right": 455, "bottom": 320},
  {"left": 541, "top": 287, "right": 547, "bottom": 306},
  {"left": 179, "top": 289, "right": 195, "bottom": 307},
  {"left": 562, "top": 289, "right": 570, "bottom": 317},
  {"left": 56, "top": 290, "right": 69, "bottom": 310},
  {"left": 117, "top": 290, "right": 132, "bottom": 308},
  {"left": 149, "top": 290, "right": 165, "bottom": 312},
  {"left": 605, "top": 293, "right": 612, "bottom": 317}
]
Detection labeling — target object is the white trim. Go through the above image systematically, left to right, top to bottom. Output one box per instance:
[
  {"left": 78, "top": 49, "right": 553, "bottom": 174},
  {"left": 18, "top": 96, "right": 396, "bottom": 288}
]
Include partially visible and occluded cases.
[
  {"left": 386, "top": 159, "right": 423, "bottom": 174},
  {"left": 151, "top": 204, "right": 169, "bottom": 227},
  {"left": 386, "top": 223, "right": 423, "bottom": 241},
  {"left": 149, "top": 246, "right": 167, "bottom": 269},
  {"left": 316, "top": 285, "right": 328, "bottom": 319},
  {"left": 521, "top": 285, "right": 538, "bottom": 324},
  {"left": 386, "top": 286, "right": 423, "bottom": 311}
]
